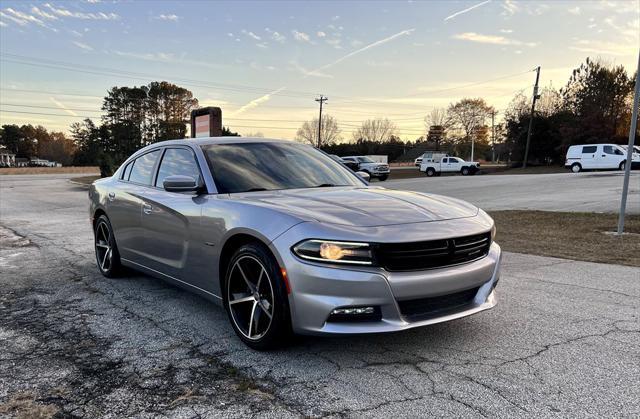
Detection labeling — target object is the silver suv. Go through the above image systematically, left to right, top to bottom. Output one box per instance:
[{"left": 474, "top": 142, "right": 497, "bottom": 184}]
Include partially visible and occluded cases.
[{"left": 342, "top": 156, "right": 390, "bottom": 181}]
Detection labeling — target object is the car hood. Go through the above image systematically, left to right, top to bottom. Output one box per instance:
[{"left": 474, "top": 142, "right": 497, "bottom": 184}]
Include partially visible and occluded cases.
[{"left": 230, "top": 187, "right": 478, "bottom": 227}]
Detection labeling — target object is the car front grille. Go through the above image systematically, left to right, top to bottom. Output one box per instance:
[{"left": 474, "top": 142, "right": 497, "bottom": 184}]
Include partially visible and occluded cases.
[
  {"left": 375, "top": 232, "right": 491, "bottom": 271},
  {"left": 397, "top": 286, "right": 480, "bottom": 321}
]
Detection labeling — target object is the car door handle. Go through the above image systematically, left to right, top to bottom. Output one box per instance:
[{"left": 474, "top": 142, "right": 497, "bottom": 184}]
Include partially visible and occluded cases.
[
  {"left": 108, "top": 192, "right": 115, "bottom": 201},
  {"left": 143, "top": 203, "right": 153, "bottom": 214}
]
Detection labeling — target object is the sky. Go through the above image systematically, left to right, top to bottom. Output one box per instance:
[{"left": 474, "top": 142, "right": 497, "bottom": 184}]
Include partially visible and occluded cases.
[{"left": 0, "top": 0, "right": 638, "bottom": 140}]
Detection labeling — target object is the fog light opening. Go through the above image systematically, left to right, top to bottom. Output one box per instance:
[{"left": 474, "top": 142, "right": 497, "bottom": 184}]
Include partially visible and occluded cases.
[{"left": 327, "top": 306, "right": 381, "bottom": 323}]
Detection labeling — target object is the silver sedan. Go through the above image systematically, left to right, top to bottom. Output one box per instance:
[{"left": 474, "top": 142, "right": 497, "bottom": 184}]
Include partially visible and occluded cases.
[{"left": 89, "top": 137, "right": 501, "bottom": 350}]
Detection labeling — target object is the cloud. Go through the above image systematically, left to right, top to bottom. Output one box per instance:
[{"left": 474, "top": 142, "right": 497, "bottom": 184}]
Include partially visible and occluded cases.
[
  {"left": 444, "top": 0, "right": 491, "bottom": 21},
  {"left": 501, "top": 0, "right": 519, "bottom": 16},
  {"left": 43, "top": 3, "right": 119, "bottom": 20},
  {"left": 30, "top": 6, "right": 58, "bottom": 20},
  {"left": 567, "top": 6, "right": 581, "bottom": 15},
  {"left": 156, "top": 14, "right": 180, "bottom": 21},
  {"left": 331, "top": 15, "right": 340, "bottom": 21},
  {"left": 0, "top": 21, "right": 7, "bottom": 27},
  {"left": 499, "top": 28, "right": 513, "bottom": 33},
  {"left": 241, "top": 29, "right": 261, "bottom": 40},
  {"left": 266, "top": 29, "right": 286, "bottom": 43},
  {"left": 292, "top": 30, "right": 310, "bottom": 42},
  {"left": 317, "top": 31, "right": 326, "bottom": 38},
  {"left": 453, "top": 32, "right": 537, "bottom": 47},
  {"left": 326, "top": 38, "right": 342, "bottom": 49},
  {"left": 570, "top": 39, "right": 636, "bottom": 57},
  {"left": 72, "top": 41, "right": 94, "bottom": 51},
  {"left": 256, "top": 42, "right": 268, "bottom": 48},
  {"left": 111, "top": 50, "right": 224, "bottom": 69},
  {"left": 290, "top": 61, "right": 333, "bottom": 78},
  {"left": 231, "top": 87, "right": 286, "bottom": 116},
  {"left": 49, "top": 97, "right": 78, "bottom": 117}
]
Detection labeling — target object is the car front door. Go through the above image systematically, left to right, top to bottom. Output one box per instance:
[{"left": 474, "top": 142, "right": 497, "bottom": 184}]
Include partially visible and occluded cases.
[
  {"left": 138, "top": 147, "right": 205, "bottom": 280},
  {"left": 109, "top": 149, "right": 161, "bottom": 265},
  {"left": 441, "top": 158, "right": 453, "bottom": 172}
]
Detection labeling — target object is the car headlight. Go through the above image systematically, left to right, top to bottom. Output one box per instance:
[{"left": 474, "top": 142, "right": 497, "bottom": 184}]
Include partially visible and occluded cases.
[{"left": 292, "top": 240, "right": 373, "bottom": 265}]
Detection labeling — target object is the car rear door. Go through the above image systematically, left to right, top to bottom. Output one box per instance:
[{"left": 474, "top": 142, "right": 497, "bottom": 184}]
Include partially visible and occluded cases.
[
  {"left": 580, "top": 145, "right": 598, "bottom": 169},
  {"left": 138, "top": 146, "right": 205, "bottom": 280}
]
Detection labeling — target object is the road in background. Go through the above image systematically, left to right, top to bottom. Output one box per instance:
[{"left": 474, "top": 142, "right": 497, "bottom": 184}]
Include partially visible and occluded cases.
[
  {"left": 385, "top": 171, "right": 640, "bottom": 214},
  {"left": 0, "top": 174, "right": 638, "bottom": 417}
]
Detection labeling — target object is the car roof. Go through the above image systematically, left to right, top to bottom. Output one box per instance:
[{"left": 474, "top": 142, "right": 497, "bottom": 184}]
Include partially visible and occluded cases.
[{"left": 150, "top": 136, "right": 294, "bottom": 147}]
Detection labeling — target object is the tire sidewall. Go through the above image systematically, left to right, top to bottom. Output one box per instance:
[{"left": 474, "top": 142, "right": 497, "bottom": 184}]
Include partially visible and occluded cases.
[
  {"left": 571, "top": 163, "right": 581, "bottom": 173},
  {"left": 462, "top": 167, "right": 469, "bottom": 176},
  {"left": 426, "top": 168, "right": 435, "bottom": 177},
  {"left": 94, "top": 215, "right": 121, "bottom": 277},
  {"left": 223, "top": 243, "right": 291, "bottom": 350}
]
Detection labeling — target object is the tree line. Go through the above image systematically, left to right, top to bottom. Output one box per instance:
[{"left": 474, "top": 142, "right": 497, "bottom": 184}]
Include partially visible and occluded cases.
[{"left": 1, "top": 57, "right": 636, "bottom": 172}]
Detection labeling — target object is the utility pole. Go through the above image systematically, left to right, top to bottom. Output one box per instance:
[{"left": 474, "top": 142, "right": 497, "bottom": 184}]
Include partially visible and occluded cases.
[
  {"left": 617, "top": 51, "right": 640, "bottom": 235},
  {"left": 522, "top": 66, "right": 541, "bottom": 168},
  {"left": 315, "top": 95, "right": 328, "bottom": 148},
  {"left": 491, "top": 110, "right": 497, "bottom": 163}
]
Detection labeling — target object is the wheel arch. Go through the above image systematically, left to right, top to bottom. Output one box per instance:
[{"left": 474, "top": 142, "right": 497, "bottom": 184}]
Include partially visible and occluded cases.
[{"left": 92, "top": 208, "right": 107, "bottom": 230}]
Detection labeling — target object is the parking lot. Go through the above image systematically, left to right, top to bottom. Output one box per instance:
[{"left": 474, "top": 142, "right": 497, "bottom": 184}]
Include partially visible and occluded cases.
[{"left": 1, "top": 173, "right": 639, "bottom": 417}]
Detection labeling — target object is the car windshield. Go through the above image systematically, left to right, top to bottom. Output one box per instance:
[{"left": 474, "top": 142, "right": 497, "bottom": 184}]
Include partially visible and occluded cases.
[
  {"left": 201, "top": 142, "right": 364, "bottom": 193},
  {"left": 357, "top": 156, "right": 376, "bottom": 163}
]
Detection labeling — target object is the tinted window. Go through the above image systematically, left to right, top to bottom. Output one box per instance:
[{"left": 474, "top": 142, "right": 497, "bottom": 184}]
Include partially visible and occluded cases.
[
  {"left": 201, "top": 142, "right": 363, "bottom": 193},
  {"left": 603, "top": 145, "right": 623, "bottom": 155},
  {"left": 582, "top": 146, "right": 597, "bottom": 154},
  {"left": 155, "top": 148, "right": 201, "bottom": 187},
  {"left": 129, "top": 150, "right": 161, "bottom": 185},
  {"left": 357, "top": 156, "right": 375, "bottom": 163},
  {"left": 442, "top": 158, "right": 448, "bottom": 163},
  {"left": 122, "top": 161, "right": 133, "bottom": 180}
]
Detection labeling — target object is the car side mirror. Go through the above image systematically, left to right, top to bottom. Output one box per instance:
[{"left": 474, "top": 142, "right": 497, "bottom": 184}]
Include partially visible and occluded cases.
[
  {"left": 356, "top": 171, "right": 370, "bottom": 182},
  {"left": 163, "top": 175, "right": 200, "bottom": 193}
]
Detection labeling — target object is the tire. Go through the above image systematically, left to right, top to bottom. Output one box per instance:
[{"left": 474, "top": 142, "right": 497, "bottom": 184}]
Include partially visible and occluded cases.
[
  {"left": 619, "top": 161, "right": 626, "bottom": 171},
  {"left": 571, "top": 163, "right": 582, "bottom": 173},
  {"left": 461, "top": 167, "right": 470, "bottom": 176},
  {"left": 426, "top": 168, "right": 436, "bottom": 177},
  {"left": 378, "top": 174, "right": 388, "bottom": 181},
  {"left": 94, "top": 215, "right": 123, "bottom": 278},
  {"left": 223, "top": 243, "right": 292, "bottom": 350}
]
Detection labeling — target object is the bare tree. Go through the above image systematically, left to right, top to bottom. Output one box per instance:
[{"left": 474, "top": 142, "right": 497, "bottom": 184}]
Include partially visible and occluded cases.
[
  {"left": 447, "top": 98, "right": 494, "bottom": 160},
  {"left": 424, "top": 108, "right": 449, "bottom": 150},
  {"left": 295, "top": 115, "right": 341, "bottom": 147},
  {"left": 351, "top": 118, "right": 398, "bottom": 142},
  {"left": 243, "top": 131, "right": 265, "bottom": 137}
]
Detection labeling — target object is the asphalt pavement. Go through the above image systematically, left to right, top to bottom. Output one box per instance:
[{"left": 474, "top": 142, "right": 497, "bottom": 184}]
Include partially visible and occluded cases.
[
  {"left": 385, "top": 171, "right": 640, "bottom": 214},
  {"left": 0, "top": 173, "right": 638, "bottom": 417}
]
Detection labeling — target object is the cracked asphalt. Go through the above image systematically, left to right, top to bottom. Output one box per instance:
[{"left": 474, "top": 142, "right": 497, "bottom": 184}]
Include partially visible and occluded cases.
[{"left": 1, "top": 173, "right": 639, "bottom": 418}]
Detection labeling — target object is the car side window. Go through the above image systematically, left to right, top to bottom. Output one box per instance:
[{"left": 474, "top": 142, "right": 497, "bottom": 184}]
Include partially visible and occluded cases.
[
  {"left": 582, "top": 146, "right": 597, "bottom": 154},
  {"left": 603, "top": 146, "right": 622, "bottom": 155},
  {"left": 155, "top": 148, "right": 201, "bottom": 187},
  {"left": 128, "top": 149, "right": 161, "bottom": 185},
  {"left": 442, "top": 158, "right": 448, "bottom": 163},
  {"left": 122, "top": 161, "right": 133, "bottom": 180}
]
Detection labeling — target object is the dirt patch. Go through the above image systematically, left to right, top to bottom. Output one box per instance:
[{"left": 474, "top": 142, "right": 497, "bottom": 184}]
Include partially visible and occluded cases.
[
  {"left": 0, "top": 167, "right": 99, "bottom": 175},
  {"left": 491, "top": 210, "right": 640, "bottom": 267},
  {"left": 0, "top": 226, "right": 34, "bottom": 248},
  {"left": 0, "top": 392, "right": 58, "bottom": 419}
]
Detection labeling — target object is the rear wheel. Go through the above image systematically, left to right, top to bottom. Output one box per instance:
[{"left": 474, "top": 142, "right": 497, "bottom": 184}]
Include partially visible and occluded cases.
[
  {"left": 571, "top": 163, "right": 582, "bottom": 173},
  {"left": 461, "top": 167, "right": 470, "bottom": 176},
  {"left": 426, "top": 168, "right": 436, "bottom": 177},
  {"left": 94, "top": 215, "right": 123, "bottom": 277},
  {"left": 224, "top": 243, "right": 292, "bottom": 350}
]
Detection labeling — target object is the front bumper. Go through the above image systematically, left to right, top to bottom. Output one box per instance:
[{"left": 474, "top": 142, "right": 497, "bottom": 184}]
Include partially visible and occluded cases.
[{"left": 272, "top": 238, "right": 501, "bottom": 335}]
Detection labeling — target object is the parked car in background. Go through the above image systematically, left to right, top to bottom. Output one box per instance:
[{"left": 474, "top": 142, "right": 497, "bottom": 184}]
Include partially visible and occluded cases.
[
  {"left": 89, "top": 137, "right": 501, "bottom": 349},
  {"left": 565, "top": 144, "right": 640, "bottom": 172},
  {"left": 331, "top": 155, "right": 360, "bottom": 171},
  {"left": 341, "top": 156, "right": 390, "bottom": 181},
  {"left": 420, "top": 156, "right": 480, "bottom": 177}
]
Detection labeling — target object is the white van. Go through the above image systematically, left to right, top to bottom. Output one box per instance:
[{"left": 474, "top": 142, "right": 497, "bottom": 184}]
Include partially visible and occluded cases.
[{"left": 565, "top": 143, "right": 639, "bottom": 172}]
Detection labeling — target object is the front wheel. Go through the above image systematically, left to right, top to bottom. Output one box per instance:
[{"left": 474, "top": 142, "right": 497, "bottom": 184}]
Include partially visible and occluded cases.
[
  {"left": 619, "top": 161, "right": 627, "bottom": 171},
  {"left": 571, "top": 163, "right": 582, "bottom": 173},
  {"left": 461, "top": 167, "right": 470, "bottom": 176},
  {"left": 426, "top": 168, "right": 436, "bottom": 177},
  {"left": 378, "top": 174, "right": 388, "bottom": 181},
  {"left": 94, "top": 215, "right": 123, "bottom": 277},
  {"left": 224, "top": 243, "right": 292, "bottom": 350}
]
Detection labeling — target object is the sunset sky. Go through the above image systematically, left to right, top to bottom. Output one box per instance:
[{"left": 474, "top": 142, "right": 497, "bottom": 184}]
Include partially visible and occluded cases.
[{"left": 1, "top": 0, "right": 638, "bottom": 140}]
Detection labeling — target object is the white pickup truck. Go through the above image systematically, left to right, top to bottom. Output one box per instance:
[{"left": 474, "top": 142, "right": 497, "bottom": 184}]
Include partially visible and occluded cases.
[{"left": 420, "top": 156, "right": 480, "bottom": 177}]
